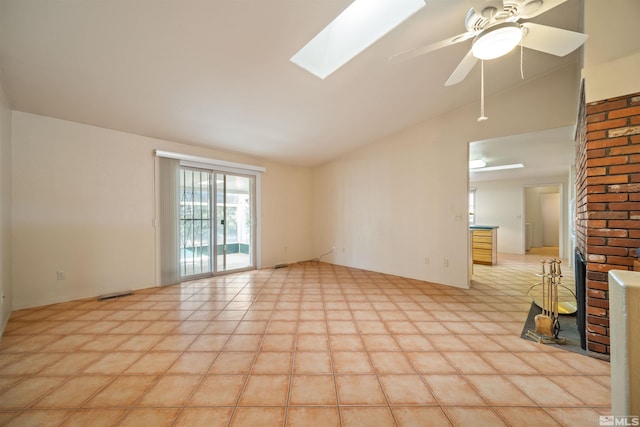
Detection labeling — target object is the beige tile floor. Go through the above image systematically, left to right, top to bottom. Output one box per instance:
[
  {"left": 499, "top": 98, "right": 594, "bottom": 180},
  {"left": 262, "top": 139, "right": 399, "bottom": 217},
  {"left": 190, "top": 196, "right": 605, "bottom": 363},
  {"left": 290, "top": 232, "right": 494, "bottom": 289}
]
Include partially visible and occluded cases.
[{"left": 0, "top": 254, "right": 610, "bottom": 426}]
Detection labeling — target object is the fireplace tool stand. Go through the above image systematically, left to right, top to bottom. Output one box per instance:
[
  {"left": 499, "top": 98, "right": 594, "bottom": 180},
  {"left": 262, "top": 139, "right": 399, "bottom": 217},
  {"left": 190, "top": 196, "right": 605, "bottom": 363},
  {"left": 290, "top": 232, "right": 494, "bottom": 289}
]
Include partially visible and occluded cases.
[{"left": 527, "top": 259, "right": 567, "bottom": 345}]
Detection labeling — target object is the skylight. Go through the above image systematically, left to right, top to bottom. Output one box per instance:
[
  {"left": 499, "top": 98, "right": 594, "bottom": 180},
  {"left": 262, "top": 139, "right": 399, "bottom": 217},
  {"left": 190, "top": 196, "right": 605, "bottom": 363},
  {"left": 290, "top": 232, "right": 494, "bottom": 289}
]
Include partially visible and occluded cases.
[{"left": 290, "top": 0, "right": 426, "bottom": 79}]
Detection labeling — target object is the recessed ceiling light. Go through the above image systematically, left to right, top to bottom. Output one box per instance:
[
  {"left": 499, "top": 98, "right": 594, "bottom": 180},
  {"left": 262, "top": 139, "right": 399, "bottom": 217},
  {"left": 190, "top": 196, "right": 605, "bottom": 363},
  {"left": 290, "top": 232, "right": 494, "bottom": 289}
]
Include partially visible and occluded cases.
[
  {"left": 290, "top": 0, "right": 426, "bottom": 79},
  {"left": 469, "top": 159, "right": 487, "bottom": 169},
  {"left": 473, "top": 163, "right": 524, "bottom": 172}
]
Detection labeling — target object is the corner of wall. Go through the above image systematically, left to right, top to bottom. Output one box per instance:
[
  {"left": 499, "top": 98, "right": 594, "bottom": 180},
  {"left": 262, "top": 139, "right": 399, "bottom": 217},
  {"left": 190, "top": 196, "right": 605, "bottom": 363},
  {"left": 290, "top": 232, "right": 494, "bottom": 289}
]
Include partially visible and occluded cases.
[
  {"left": 582, "top": 52, "right": 640, "bottom": 104},
  {"left": 0, "top": 73, "right": 13, "bottom": 336}
]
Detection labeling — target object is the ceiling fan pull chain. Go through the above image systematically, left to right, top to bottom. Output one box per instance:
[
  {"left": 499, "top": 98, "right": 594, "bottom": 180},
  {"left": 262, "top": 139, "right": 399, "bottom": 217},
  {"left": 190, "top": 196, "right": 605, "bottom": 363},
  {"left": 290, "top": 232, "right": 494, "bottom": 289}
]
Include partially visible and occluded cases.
[
  {"left": 520, "top": 37, "right": 525, "bottom": 80},
  {"left": 478, "top": 60, "right": 488, "bottom": 122}
]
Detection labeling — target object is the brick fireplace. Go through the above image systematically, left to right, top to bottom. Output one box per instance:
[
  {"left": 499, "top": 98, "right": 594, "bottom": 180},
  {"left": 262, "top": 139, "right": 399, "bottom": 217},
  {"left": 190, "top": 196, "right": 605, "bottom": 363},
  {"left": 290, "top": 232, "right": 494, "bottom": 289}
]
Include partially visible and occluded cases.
[{"left": 575, "top": 89, "right": 640, "bottom": 357}]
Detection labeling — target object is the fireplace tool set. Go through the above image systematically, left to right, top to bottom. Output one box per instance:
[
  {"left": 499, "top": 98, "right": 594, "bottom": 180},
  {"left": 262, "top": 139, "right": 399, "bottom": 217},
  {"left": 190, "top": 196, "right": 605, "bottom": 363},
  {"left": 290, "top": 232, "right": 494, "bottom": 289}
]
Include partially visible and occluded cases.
[{"left": 527, "top": 258, "right": 567, "bottom": 344}]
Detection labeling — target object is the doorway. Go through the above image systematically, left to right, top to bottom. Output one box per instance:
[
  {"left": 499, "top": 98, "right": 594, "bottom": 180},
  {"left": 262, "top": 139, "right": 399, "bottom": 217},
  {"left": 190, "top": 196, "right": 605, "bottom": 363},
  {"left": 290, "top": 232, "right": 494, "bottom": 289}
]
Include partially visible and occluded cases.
[
  {"left": 179, "top": 167, "right": 256, "bottom": 279},
  {"left": 524, "top": 185, "right": 562, "bottom": 258},
  {"left": 541, "top": 192, "right": 560, "bottom": 247}
]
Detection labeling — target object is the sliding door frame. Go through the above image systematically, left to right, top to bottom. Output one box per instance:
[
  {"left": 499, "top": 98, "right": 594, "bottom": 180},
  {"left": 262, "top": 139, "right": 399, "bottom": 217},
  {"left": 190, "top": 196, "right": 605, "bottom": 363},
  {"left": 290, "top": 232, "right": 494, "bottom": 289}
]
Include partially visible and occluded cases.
[
  {"left": 155, "top": 150, "right": 264, "bottom": 284},
  {"left": 181, "top": 165, "right": 259, "bottom": 280},
  {"left": 179, "top": 166, "right": 214, "bottom": 279},
  {"left": 213, "top": 171, "right": 257, "bottom": 275}
]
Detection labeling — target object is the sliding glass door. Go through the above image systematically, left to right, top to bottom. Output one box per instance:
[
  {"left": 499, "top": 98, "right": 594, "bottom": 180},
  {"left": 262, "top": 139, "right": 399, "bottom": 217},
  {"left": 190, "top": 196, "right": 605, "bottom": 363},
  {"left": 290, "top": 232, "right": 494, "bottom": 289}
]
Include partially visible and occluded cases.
[
  {"left": 179, "top": 167, "right": 255, "bottom": 279},
  {"left": 180, "top": 168, "right": 212, "bottom": 277},
  {"left": 215, "top": 173, "right": 254, "bottom": 272}
]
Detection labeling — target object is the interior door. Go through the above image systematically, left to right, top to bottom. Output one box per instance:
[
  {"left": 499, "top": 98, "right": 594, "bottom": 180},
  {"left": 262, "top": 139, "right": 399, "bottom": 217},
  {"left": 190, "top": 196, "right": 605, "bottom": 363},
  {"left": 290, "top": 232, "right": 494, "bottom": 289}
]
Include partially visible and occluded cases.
[
  {"left": 214, "top": 173, "right": 255, "bottom": 273},
  {"left": 541, "top": 192, "right": 560, "bottom": 247}
]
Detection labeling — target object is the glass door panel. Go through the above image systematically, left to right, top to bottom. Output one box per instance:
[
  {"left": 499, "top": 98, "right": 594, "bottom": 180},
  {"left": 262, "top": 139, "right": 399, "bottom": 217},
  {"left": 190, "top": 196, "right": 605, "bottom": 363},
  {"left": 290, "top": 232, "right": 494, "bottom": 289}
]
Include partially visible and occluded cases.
[
  {"left": 179, "top": 168, "right": 212, "bottom": 277},
  {"left": 214, "top": 173, "right": 254, "bottom": 273},
  {"left": 215, "top": 174, "right": 226, "bottom": 272}
]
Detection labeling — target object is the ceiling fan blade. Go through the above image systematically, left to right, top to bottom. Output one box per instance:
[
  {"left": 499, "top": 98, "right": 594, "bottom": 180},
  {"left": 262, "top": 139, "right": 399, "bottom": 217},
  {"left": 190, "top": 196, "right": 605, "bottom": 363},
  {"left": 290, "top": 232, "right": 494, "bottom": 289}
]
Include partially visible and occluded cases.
[
  {"left": 519, "top": 0, "right": 568, "bottom": 19},
  {"left": 521, "top": 23, "right": 588, "bottom": 57},
  {"left": 389, "top": 32, "right": 476, "bottom": 62},
  {"left": 445, "top": 49, "right": 478, "bottom": 86}
]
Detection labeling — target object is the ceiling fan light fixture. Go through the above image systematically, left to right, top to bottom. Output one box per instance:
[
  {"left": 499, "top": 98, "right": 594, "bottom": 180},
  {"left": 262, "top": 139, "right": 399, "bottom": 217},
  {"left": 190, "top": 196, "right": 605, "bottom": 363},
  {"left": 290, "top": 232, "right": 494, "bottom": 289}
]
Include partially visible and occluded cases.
[{"left": 472, "top": 22, "right": 522, "bottom": 60}]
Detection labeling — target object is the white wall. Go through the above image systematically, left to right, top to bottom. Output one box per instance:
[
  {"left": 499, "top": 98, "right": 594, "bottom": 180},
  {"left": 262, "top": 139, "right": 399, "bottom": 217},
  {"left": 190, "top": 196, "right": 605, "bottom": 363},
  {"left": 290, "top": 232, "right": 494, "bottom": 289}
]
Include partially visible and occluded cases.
[
  {"left": 583, "top": 0, "right": 640, "bottom": 102},
  {"left": 312, "top": 65, "right": 582, "bottom": 288},
  {"left": 0, "top": 74, "right": 12, "bottom": 333},
  {"left": 11, "top": 112, "right": 313, "bottom": 309},
  {"left": 313, "top": 124, "right": 468, "bottom": 286},
  {"left": 260, "top": 162, "right": 313, "bottom": 266},
  {"left": 472, "top": 180, "right": 525, "bottom": 254}
]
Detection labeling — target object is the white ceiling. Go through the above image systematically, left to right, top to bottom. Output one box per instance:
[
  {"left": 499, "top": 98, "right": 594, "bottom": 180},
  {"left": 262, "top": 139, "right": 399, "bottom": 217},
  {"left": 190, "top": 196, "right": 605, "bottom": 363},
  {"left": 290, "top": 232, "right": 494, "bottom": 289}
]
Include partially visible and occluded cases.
[
  {"left": 0, "top": 0, "right": 584, "bottom": 167},
  {"left": 469, "top": 125, "right": 575, "bottom": 182}
]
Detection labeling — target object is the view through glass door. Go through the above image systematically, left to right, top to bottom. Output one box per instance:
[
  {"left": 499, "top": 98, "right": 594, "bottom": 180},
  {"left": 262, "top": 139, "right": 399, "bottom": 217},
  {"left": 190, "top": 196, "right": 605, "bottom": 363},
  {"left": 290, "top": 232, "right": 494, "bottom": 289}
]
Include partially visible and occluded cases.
[
  {"left": 180, "top": 167, "right": 255, "bottom": 279},
  {"left": 215, "top": 173, "right": 254, "bottom": 272}
]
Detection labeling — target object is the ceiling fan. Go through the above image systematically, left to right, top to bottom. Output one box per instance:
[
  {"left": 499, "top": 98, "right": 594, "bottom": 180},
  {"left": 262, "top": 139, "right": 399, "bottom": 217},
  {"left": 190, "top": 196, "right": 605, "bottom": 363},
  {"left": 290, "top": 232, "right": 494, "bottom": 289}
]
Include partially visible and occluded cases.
[{"left": 390, "top": 0, "right": 588, "bottom": 86}]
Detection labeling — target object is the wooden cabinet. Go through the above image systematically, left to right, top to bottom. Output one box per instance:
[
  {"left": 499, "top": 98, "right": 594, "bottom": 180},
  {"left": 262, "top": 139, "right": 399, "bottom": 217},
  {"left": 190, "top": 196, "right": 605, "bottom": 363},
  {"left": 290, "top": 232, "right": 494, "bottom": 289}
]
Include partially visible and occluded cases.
[{"left": 471, "top": 227, "right": 498, "bottom": 266}]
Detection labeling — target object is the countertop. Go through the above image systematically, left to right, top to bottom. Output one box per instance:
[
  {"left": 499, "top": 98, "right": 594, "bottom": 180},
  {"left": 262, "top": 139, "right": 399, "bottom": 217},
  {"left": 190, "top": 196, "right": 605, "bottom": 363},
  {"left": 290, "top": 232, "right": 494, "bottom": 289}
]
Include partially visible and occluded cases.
[{"left": 469, "top": 225, "right": 499, "bottom": 230}]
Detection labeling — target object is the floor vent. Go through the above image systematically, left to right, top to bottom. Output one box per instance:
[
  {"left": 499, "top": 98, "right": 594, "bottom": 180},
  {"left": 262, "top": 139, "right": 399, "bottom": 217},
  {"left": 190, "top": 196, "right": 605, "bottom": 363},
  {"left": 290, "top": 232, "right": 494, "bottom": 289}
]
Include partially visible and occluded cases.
[
  {"left": 274, "top": 263, "right": 289, "bottom": 269},
  {"left": 97, "top": 290, "right": 134, "bottom": 301}
]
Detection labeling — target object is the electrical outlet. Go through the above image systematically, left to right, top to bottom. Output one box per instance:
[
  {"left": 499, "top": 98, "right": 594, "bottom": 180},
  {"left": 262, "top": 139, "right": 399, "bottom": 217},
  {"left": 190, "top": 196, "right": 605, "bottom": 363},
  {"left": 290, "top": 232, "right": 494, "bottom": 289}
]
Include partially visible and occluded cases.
[
  {"left": 424, "top": 257, "right": 430, "bottom": 265},
  {"left": 443, "top": 259, "right": 449, "bottom": 268},
  {"left": 56, "top": 271, "right": 65, "bottom": 280}
]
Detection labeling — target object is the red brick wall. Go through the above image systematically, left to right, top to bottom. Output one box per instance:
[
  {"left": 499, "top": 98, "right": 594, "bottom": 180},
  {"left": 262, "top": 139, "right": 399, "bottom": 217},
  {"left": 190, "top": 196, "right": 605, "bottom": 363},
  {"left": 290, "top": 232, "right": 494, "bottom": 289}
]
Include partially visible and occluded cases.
[
  {"left": 576, "top": 86, "right": 587, "bottom": 258},
  {"left": 576, "top": 91, "right": 640, "bottom": 356}
]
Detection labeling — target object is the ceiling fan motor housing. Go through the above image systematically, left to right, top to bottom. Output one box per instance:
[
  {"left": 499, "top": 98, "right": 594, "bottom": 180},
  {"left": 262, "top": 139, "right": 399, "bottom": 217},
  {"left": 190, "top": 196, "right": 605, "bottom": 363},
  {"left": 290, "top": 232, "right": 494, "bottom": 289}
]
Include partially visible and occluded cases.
[{"left": 465, "top": 0, "right": 538, "bottom": 32}]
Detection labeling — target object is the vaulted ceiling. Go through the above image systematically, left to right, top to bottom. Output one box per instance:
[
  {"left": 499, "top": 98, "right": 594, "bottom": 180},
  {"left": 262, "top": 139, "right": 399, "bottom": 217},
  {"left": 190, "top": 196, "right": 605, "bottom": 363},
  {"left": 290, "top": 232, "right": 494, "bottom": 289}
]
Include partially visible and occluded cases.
[{"left": 0, "top": 0, "right": 584, "bottom": 166}]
